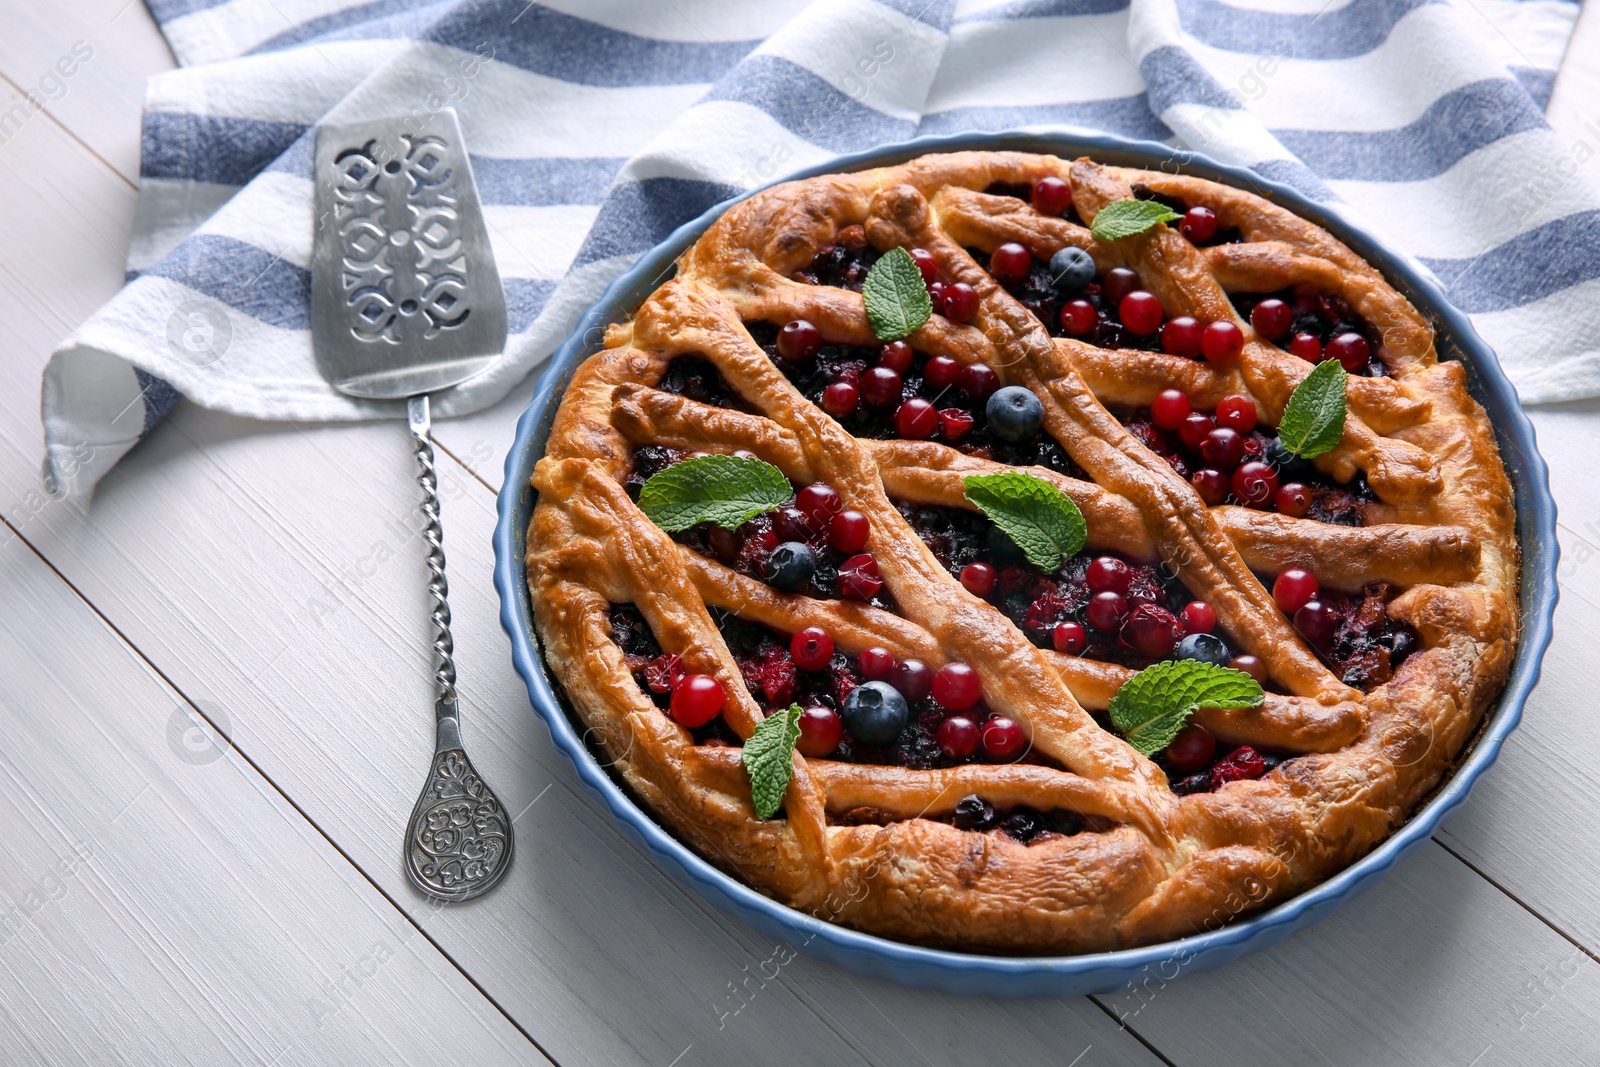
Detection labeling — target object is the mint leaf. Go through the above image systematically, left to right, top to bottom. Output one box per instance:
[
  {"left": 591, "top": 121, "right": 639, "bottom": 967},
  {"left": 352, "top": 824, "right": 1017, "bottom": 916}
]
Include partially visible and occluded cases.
[
  {"left": 1089, "top": 199, "right": 1182, "bottom": 243},
  {"left": 863, "top": 246, "right": 933, "bottom": 341},
  {"left": 1278, "top": 358, "right": 1348, "bottom": 460},
  {"left": 637, "top": 453, "right": 791, "bottom": 532},
  {"left": 962, "top": 471, "right": 1087, "bottom": 572},
  {"left": 1109, "top": 661, "right": 1264, "bottom": 758},
  {"left": 743, "top": 704, "right": 803, "bottom": 819}
]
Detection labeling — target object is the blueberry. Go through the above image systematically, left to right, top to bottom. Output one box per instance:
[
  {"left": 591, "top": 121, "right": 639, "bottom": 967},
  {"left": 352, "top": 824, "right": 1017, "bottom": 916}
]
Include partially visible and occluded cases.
[
  {"left": 1049, "top": 246, "right": 1095, "bottom": 291},
  {"left": 985, "top": 386, "right": 1044, "bottom": 442},
  {"left": 1263, "top": 436, "right": 1314, "bottom": 481},
  {"left": 763, "top": 541, "right": 816, "bottom": 592},
  {"left": 1174, "top": 632, "right": 1231, "bottom": 666},
  {"left": 840, "top": 680, "right": 909, "bottom": 745},
  {"left": 952, "top": 794, "right": 995, "bottom": 831},
  {"left": 1001, "top": 809, "right": 1039, "bottom": 842}
]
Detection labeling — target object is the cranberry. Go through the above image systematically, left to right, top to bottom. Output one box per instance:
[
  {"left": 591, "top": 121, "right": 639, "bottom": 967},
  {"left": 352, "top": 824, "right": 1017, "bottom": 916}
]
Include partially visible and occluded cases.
[
  {"left": 1031, "top": 176, "right": 1072, "bottom": 216},
  {"left": 1180, "top": 205, "right": 1217, "bottom": 243},
  {"left": 990, "top": 242, "right": 1033, "bottom": 286},
  {"left": 909, "top": 247, "right": 939, "bottom": 285},
  {"left": 1102, "top": 267, "right": 1140, "bottom": 307},
  {"left": 928, "top": 280, "right": 946, "bottom": 310},
  {"left": 943, "top": 282, "right": 978, "bottom": 323},
  {"left": 1119, "top": 290, "right": 1162, "bottom": 336},
  {"left": 1250, "top": 298, "right": 1293, "bottom": 340},
  {"left": 1060, "top": 299, "right": 1097, "bottom": 336},
  {"left": 1161, "top": 316, "right": 1203, "bottom": 358},
  {"left": 777, "top": 319, "right": 821, "bottom": 363},
  {"left": 1201, "top": 320, "right": 1244, "bottom": 365},
  {"left": 1289, "top": 332, "right": 1322, "bottom": 362},
  {"left": 1327, "top": 332, "right": 1371, "bottom": 372},
  {"left": 879, "top": 340, "right": 914, "bottom": 373},
  {"left": 924, "top": 355, "right": 960, "bottom": 388},
  {"left": 958, "top": 362, "right": 1000, "bottom": 400},
  {"left": 861, "top": 366, "right": 902, "bottom": 407},
  {"left": 821, "top": 381, "right": 859, "bottom": 416},
  {"left": 1151, "top": 388, "right": 1191, "bottom": 430},
  {"left": 1215, "top": 394, "right": 1257, "bottom": 433},
  {"left": 895, "top": 398, "right": 939, "bottom": 438},
  {"left": 940, "top": 408, "right": 974, "bottom": 440},
  {"left": 1179, "top": 412, "right": 1216, "bottom": 450},
  {"left": 1199, "top": 427, "right": 1244, "bottom": 470},
  {"left": 1231, "top": 461, "right": 1278, "bottom": 507},
  {"left": 1191, "top": 467, "right": 1227, "bottom": 505},
  {"left": 1275, "top": 482, "right": 1312, "bottom": 518},
  {"left": 795, "top": 483, "right": 842, "bottom": 524},
  {"left": 773, "top": 506, "right": 814, "bottom": 543},
  {"left": 830, "top": 509, "right": 869, "bottom": 553},
  {"left": 708, "top": 526, "right": 743, "bottom": 563},
  {"left": 839, "top": 554, "right": 883, "bottom": 599},
  {"left": 1087, "top": 556, "right": 1131, "bottom": 595},
  {"left": 960, "top": 562, "right": 997, "bottom": 597},
  {"left": 1272, "top": 568, "right": 1319, "bottom": 613},
  {"left": 1088, "top": 591, "right": 1130, "bottom": 632},
  {"left": 1181, "top": 600, "right": 1217, "bottom": 635},
  {"left": 1295, "top": 600, "right": 1335, "bottom": 646},
  {"left": 1123, "top": 604, "right": 1181, "bottom": 659},
  {"left": 1053, "top": 620, "right": 1087, "bottom": 654},
  {"left": 790, "top": 626, "right": 835, "bottom": 671},
  {"left": 858, "top": 646, "right": 894, "bottom": 681},
  {"left": 645, "top": 652, "right": 685, "bottom": 694},
  {"left": 1229, "top": 654, "right": 1267, "bottom": 684},
  {"left": 891, "top": 659, "right": 933, "bottom": 702},
  {"left": 933, "top": 662, "right": 982, "bottom": 710},
  {"left": 669, "top": 674, "right": 724, "bottom": 727},
  {"left": 796, "top": 705, "right": 843, "bottom": 757},
  {"left": 937, "top": 715, "right": 980, "bottom": 759},
  {"left": 981, "top": 716, "right": 1027, "bottom": 761},
  {"left": 1165, "top": 723, "right": 1216, "bottom": 774},
  {"left": 1212, "top": 745, "right": 1268, "bottom": 786}
]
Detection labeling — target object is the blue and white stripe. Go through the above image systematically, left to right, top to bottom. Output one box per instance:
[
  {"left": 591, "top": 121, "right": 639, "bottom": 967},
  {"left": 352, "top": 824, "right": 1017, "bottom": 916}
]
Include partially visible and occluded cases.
[{"left": 41, "top": 0, "right": 1592, "bottom": 496}]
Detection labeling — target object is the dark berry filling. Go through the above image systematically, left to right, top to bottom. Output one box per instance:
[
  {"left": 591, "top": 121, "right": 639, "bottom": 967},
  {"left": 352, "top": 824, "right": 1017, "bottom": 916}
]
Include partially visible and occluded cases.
[
  {"left": 791, "top": 224, "right": 880, "bottom": 290},
  {"left": 1230, "top": 285, "right": 1389, "bottom": 378},
  {"left": 655, "top": 354, "right": 752, "bottom": 410},
  {"left": 1297, "top": 582, "right": 1418, "bottom": 689}
]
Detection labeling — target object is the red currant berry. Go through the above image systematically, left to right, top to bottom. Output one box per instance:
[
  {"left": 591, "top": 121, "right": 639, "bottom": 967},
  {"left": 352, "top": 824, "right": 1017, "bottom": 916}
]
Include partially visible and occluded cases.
[
  {"left": 1031, "top": 176, "right": 1072, "bottom": 216},
  {"left": 1179, "top": 205, "right": 1218, "bottom": 243},
  {"left": 990, "top": 242, "right": 1032, "bottom": 287},
  {"left": 909, "top": 247, "right": 939, "bottom": 285},
  {"left": 1102, "top": 267, "right": 1140, "bottom": 307},
  {"left": 928, "top": 280, "right": 946, "bottom": 310},
  {"left": 942, "top": 282, "right": 978, "bottom": 323},
  {"left": 1120, "top": 290, "right": 1163, "bottom": 335},
  {"left": 1250, "top": 298, "right": 1293, "bottom": 341},
  {"left": 1060, "top": 299, "right": 1097, "bottom": 336},
  {"left": 1161, "top": 315, "right": 1204, "bottom": 358},
  {"left": 777, "top": 319, "right": 821, "bottom": 363},
  {"left": 1201, "top": 320, "right": 1244, "bottom": 365},
  {"left": 1289, "top": 332, "right": 1322, "bottom": 362},
  {"left": 1327, "top": 332, "right": 1371, "bottom": 372},
  {"left": 878, "top": 340, "right": 914, "bottom": 373},
  {"left": 924, "top": 355, "right": 960, "bottom": 388},
  {"left": 958, "top": 362, "right": 1000, "bottom": 400},
  {"left": 861, "top": 366, "right": 903, "bottom": 408},
  {"left": 821, "top": 380, "right": 859, "bottom": 416},
  {"left": 1151, "top": 388, "right": 1191, "bottom": 430},
  {"left": 1215, "top": 394, "right": 1257, "bottom": 433},
  {"left": 895, "top": 398, "right": 939, "bottom": 439},
  {"left": 939, "top": 408, "right": 974, "bottom": 440},
  {"left": 1179, "top": 412, "right": 1216, "bottom": 451},
  {"left": 1199, "top": 427, "right": 1245, "bottom": 470},
  {"left": 1231, "top": 460, "right": 1279, "bottom": 507},
  {"left": 1191, "top": 467, "right": 1228, "bottom": 505},
  {"left": 1275, "top": 482, "right": 1312, "bottom": 518},
  {"left": 795, "top": 483, "right": 842, "bottom": 524},
  {"left": 772, "top": 506, "right": 814, "bottom": 543},
  {"left": 830, "top": 509, "right": 869, "bottom": 553},
  {"left": 708, "top": 525, "right": 743, "bottom": 563},
  {"left": 839, "top": 553, "right": 883, "bottom": 600},
  {"left": 1087, "top": 556, "right": 1131, "bottom": 595},
  {"left": 960, "top": 562, "right": 997, "bottom": 597},
  {"left": 1273, "top": 568, "right": 1319, "bottom": 614},
  {"left": 1088, "top": 591, "right": 1130, "bottom": 632},
  {"left": 1181, "top": 600, "right": 1217, "bottom": 635},
  {"left": 1295, "top": 600, "right": 1336, "bottom": 646},
  {"left": 1123, "top": 604, "right": 1181, "bottom": 659},
  {"left": 1053, "top": 620, "right": 1087, "bottom": 654},
  {"left": 790, "top": 626, "right": 835, "bottom": 671},
  {"left": 858, "top": 646, "right": 894, "bottom": 681},
  {"left": 645, "top": 652, "right": 685, "bottom": 694},
  {"left": 1230, "top": 654, "right": 1267, "bottom": 684},
  {"left": 892, "top": 658, "right": 933, "bottom": 703},
  {"left": 933, "top": 662, "right": 982, "bottom": 710},
  {"left": 669, "top": 674, "right": 724, "bottom": 727},
  {"left": 796, "top": 705, "right": 843, "bottom": 757},
  {"left": 937, "top": 715, "right": 980, "bottom": 759},
  {"left": 981, "top": 716, "right": 1027, "bottom": 762},
  {"left": 1165, "top": 723, "right": 1216, "bottom": 774}
]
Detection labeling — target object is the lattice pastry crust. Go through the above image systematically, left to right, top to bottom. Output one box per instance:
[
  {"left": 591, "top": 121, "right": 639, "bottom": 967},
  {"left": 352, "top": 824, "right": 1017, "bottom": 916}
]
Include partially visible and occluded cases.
[{"left": 526, "top": 152, "right": 1518, "bottom": 953}]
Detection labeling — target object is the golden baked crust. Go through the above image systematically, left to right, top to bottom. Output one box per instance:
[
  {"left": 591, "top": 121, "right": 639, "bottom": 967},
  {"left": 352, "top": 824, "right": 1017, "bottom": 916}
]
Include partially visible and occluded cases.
[{"left": 525, "top": 152, "right": 1519, "bottom": 954}]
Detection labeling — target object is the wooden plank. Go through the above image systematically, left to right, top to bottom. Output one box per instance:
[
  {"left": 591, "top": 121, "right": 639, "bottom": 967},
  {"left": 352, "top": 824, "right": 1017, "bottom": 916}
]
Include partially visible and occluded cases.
[{"left": 0, "top": 533, "right": 537, "bottom": 1066}]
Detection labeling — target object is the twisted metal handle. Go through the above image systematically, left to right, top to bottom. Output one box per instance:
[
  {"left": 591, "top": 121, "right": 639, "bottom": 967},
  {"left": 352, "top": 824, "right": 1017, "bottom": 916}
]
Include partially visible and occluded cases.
[{"left": 408, "top": 395, "right": 457, "bottom": 711}]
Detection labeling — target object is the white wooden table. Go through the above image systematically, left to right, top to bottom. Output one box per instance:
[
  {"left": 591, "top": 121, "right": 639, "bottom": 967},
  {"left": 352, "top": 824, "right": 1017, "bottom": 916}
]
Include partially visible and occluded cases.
[{"left": 3, "top": 4, "right": 1599, "bottom": 1064}]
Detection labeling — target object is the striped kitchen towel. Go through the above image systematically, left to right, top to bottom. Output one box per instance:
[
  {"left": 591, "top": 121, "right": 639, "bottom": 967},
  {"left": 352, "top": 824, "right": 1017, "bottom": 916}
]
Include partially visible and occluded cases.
[{"left": 41, "top": 0, "right": 1593, "bottom": 496}]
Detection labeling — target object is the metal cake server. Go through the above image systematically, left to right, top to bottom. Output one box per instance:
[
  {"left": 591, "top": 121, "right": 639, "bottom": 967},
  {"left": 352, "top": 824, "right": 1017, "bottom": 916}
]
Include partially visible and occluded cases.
[{"left": 312, "top": 108, "right": 513, "bottom": 902}]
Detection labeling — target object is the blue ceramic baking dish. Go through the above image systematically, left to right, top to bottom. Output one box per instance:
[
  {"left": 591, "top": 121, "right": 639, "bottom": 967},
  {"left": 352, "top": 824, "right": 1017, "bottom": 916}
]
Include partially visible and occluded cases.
[{"left": 493, "top": 130, "right": 1558, "bottom": 998}]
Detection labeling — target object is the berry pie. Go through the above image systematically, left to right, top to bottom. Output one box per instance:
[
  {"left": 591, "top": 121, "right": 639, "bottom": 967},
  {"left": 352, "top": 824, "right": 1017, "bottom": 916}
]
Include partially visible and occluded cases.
[{"left": 526, "top": 152, "right": 1518, "bottom": 953}]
